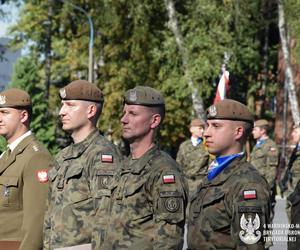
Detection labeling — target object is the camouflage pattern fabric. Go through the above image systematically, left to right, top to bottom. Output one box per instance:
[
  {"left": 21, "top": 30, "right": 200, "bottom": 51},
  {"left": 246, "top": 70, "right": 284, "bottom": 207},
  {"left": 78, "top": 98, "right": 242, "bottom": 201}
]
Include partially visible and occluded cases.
[
  {"left": 43, "top": 130, "right": 122, "bottom": 250},
  {"left": 250, "top": 138, "right": 279, "bottom": 186},
  {"left": 176, "top": 139, "right": 209, "bottom": 195},
  {"left": 93, "top": 145, "right": 188, "bottom": 250},
  {"left": 290, "top": 148, "right": 300, "bottom": 190},
  {"left": 187, "top": 156, "right": 271, "bottom": 250},
  {"left": 287, "top": 180, "right": 300, "bottom": 250}
]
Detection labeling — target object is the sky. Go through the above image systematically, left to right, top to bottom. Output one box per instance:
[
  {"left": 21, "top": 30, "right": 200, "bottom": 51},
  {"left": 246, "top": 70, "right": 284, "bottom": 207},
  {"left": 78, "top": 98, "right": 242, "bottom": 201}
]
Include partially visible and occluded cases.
[{"left": 0, "top": 2, "right": 20, "bottom": 38}]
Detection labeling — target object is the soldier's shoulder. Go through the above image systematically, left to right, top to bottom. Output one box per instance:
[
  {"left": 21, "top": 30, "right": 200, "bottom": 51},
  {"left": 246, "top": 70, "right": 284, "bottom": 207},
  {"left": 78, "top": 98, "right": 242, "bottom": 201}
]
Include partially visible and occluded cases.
[
  {"left": 90, "top": 133, "right": 120, "bottom": 154},
  {"left": 180, "top": 139, "right": 191, "bottom": 147},
  {"left": 152, "top": 150, "right": 182, "bottom": 173},
  {"left": 232, "top": 161, "right": 267, "bottom": 183}
]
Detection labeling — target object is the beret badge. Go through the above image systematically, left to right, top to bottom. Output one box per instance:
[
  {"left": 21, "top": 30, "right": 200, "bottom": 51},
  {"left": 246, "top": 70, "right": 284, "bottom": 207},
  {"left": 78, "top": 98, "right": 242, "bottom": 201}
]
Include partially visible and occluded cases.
[
  {"left": 59, "top": 88, "right": 67, "bottom": 99},
  {"left": 129, "top": 90, "right": 137, "bottom": 102},
  {"left": 0, "top": 95, "right": 6, "bottom": 105},
  {"left": 208, "top": 105, "right": 217, "bottom": 117}
]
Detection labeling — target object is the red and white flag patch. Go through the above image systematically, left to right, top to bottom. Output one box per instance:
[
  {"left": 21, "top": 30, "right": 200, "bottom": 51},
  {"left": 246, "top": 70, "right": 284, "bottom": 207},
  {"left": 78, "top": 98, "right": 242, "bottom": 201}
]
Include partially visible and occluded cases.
[
  {"left": 101, "top": 154, "right": 113, "bottom": 163},
  {"left": 36, "top": 169, "right": 48, "bottom": 183},
  {"left": 163, "top": 174, "right": 175, "bottom": 184},
  {"left": 243, "top": 190, "right": 257, "bottom": 200}
]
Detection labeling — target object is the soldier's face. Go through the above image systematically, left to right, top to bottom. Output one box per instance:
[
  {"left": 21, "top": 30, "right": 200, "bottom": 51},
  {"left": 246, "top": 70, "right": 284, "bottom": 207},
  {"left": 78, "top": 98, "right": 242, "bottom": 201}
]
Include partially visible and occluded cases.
[
  {"left": 59, "top": 100, "right": 90, "bottom": 132},
  {"left": 121, "top": 104, "right": 159, "bottom": 143},
  {"left": 0, "top": 108, "right": 25, "bottom": 142},
  {"left": 204, "top": 119, "right": 240, "bottom": 156},
  {"left": 190, "top": 126, "right": 204, "bottom": 138},
  {"left": 252, "top": 126, "right": 264, "bottom": 140},
  {"left": 291, "top": 128, "right": 300, "bottom": 144}
]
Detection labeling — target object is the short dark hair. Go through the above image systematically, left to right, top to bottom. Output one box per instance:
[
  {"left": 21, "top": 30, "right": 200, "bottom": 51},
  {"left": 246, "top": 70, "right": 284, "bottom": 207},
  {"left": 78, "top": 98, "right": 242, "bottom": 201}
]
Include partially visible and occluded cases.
[{"left": 149, "top": 105, "right": 165, "bottom": 124}]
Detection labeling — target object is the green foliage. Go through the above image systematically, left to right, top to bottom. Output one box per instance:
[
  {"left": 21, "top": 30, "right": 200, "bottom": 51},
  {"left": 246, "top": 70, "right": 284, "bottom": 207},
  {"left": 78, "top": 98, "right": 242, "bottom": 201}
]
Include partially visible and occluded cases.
[
  {"left": 7, "top": 0, "right": 283, "bottom": 153},
  {"left": 9, "top": 56, "right": 59, "bottom": 154}
]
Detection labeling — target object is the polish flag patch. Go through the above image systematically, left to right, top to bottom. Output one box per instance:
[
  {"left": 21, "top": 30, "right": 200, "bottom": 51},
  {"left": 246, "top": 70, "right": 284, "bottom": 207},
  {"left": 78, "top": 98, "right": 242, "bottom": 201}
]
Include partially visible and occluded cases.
[
  {"left": 101, "top": 154, "right": 113, "bottom": 163},
  {"left": 36, "top": 170, "right": 48, "bottom": 183},
  {"left": 163, "top": 174, "right": 175, "bottom": 184},
  {"left": 243, "top": 190, "right": 257, "bottom": 200}
]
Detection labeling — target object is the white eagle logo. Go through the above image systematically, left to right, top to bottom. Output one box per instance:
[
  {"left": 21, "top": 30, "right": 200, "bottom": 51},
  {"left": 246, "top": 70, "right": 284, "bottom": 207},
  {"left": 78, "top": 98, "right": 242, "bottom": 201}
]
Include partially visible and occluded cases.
[{"left": 239, "top": 213, "right": 261, "bottom": 244}]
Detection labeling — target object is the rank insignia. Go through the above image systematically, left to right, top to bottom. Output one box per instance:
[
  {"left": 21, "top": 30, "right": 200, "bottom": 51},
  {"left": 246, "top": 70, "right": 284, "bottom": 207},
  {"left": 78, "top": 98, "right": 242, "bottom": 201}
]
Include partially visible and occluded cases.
[
  {"left": 101, "top": 154, "right": 113, "bottom": 163},
  {"left": 36, "top": 169, "right": 48, "bottom": 183},
  {"left": 163, "top": 174, "right": 175, "bottom": 184},
  {"left": 243, "top": 190, "right": 257, "bottom": 200}
]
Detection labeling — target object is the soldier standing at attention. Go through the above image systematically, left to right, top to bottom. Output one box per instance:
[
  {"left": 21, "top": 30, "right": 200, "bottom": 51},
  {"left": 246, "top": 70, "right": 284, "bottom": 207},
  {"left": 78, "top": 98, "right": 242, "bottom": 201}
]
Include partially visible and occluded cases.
[
  {"left": 43, "top": 80, "right": 122, "bottom": 250},
  {"left": 94, "top": 86, "right": 188, "bottom": 250},
  {"left": 0, "top": 88, "right": 53, "bottom": 250},
  {"left": 187, "top": 99, "right": 271, "bottom": 249},
  {"left": 176, "top": 118, "right": 210, "bottom": 196},
  {"left": 250, "top": 119, "right": 279, "bottom": 219},
  {"left": 280, "top": 123, "right": 300, "bottom": 222}
]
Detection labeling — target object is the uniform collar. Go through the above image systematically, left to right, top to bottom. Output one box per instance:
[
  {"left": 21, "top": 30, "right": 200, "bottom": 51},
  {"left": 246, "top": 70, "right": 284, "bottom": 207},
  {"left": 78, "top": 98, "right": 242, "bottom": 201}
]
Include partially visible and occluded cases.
[
  {"left": 63, "top": 129, "right": 99, "bottom": 159},
  {"left": 8, "top": 130, "right": 32, "bottom": 152},
  {"left": 191, "top": 136, "right": 202, "bottom": 146},
  {"left": 123, "top": 145, "right": 160, "bottom": 174}
]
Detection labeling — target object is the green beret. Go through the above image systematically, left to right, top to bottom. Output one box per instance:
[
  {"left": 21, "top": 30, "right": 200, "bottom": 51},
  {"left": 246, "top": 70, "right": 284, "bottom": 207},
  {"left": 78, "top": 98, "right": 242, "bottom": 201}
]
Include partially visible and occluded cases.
[
  {"left": 59, "top": 80, "right": 103, "bottom": 103},
  {"left": 124, "top": 86, "right": 165, "bottom": 106},
  {"left": 0, "top": 88, "right": 31, "bottom": 108},
  {"left": 206, "top": 99, "right": 253, "bottom": 123},
  {"left": 190, "top": 118, "right": 205, "bottom": 128},
  {"left": 254, "top": 119, "right": 269, "bottom": 128}
]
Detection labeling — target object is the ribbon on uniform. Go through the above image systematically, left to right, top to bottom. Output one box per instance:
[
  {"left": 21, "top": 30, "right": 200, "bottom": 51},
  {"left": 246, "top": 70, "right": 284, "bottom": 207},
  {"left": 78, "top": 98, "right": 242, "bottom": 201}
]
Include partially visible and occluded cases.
[{"left": 207, "top": 152, "right": 244, "bottom": 181}]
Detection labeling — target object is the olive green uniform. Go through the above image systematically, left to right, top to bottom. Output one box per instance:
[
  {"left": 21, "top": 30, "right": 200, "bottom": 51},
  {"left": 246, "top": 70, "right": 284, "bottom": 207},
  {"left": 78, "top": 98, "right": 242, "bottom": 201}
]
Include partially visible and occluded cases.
[
  {"left": 43, "top": 130, "right": 122, "bottom": 250},
  {"left": 0, "top": 134, "right": 53, "bottom": 250},
  {"left": 250, "top": 138, "right": 279, "bottom": 186},
  {"left": 176, "top": 139, "right": 209, "bottom": 195},
  {"left": 94, "top": 145, "right": 188, "bottom": 250},
  {"left": 290, "top": 145, "right": 300, "bottom": 190},
  {"left": 187, "top": 156, "right": 271, "bottom": 249}
]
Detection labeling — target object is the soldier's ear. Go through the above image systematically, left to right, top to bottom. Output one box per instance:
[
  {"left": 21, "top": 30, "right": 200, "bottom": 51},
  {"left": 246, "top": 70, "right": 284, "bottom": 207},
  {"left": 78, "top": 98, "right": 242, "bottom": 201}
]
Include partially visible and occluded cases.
[
  {"left": 20, "top": 109, "right": 29, "bottom": 124},
  {"left": 234, "top": 125, "right": 244, "bottom": 140}
]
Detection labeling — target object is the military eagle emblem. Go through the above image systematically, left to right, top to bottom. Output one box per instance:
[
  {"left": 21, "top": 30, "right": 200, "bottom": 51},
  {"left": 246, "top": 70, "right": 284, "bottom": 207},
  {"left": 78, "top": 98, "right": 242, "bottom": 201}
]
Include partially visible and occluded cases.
[{"left": 239, "top": 213, "right": 261, "bottom": 244}]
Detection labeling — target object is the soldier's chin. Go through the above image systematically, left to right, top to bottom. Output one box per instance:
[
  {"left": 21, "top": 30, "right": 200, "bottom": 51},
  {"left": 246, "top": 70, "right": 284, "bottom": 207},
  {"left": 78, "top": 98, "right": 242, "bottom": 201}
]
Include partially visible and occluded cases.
[{"left": 122, "top": 134, "right": 135, "bottom": 143}]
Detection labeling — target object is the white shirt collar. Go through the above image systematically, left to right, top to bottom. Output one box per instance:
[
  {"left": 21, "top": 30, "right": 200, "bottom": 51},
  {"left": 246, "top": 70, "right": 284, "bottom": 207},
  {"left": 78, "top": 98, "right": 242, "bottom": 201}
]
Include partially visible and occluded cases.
[
  {"left": 8, "top": 131, "right": 32, "bottom": 152},
  {"left": 191, "top": 136, "right": 199, "bottom": 147}
]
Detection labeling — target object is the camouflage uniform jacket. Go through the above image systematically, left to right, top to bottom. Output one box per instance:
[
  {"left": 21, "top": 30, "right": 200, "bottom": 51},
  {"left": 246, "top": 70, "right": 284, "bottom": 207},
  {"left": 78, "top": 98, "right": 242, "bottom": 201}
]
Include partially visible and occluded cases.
[
  {"left": 43, "top": 130, "right": 122, "bottom": 250},
  {"left": 0, "top": 134, "right": 52, "bottom": 250},
  {"left": 250, "top": 138, "right": 279, "bottom": 186},
  {"left": 176, "top": 139, "right": 209, "bottom": 195},
  {"left": 94, "top": 145, "right": 188, "bottom": 250},
  {"left": 291, "top": 145, "right": 300, "bottom": 186},
  {"left": 188, "top": 156, "right": 271, "bottom": 250}
]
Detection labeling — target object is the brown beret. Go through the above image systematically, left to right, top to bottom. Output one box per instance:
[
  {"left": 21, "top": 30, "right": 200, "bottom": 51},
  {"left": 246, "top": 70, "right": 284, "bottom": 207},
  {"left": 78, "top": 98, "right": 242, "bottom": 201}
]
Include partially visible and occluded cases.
[
  {"left": 59, "top": 80, "right": 103, "bottom": 103},
  {"left": 124, "top": 86, "right": 164, "bottom": 106},
  {"left": 0, "top": 88, "right": 31, "bottom": 108},
  {"left": 206, "top": 99, "right": 253, "bottom": 123},
  {"left": 190, "top": 118, "right": 205, "bottom": 128},
  {"left": 254, "top": 119, "right": 269, "bottom": 128}
]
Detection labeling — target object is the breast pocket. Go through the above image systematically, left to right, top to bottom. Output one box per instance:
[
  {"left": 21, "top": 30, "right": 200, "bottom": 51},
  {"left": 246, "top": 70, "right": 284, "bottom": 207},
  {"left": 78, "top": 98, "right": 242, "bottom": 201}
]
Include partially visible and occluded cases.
[
  {"left": 0, "top": 176, "right": 19, "bottom": 207},
  {"left": 123, "top": 179, "right": 152, "bottom": 221},
  {"left": 202, "top": 190, "right": 231, "bottom": 232}
]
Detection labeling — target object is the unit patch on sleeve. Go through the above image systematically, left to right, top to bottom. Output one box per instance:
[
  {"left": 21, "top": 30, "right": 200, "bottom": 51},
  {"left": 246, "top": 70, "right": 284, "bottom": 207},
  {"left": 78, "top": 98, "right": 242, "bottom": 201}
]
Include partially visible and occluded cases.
[{"left": 36, "top": 169, "right": 48, "bottom": 183}]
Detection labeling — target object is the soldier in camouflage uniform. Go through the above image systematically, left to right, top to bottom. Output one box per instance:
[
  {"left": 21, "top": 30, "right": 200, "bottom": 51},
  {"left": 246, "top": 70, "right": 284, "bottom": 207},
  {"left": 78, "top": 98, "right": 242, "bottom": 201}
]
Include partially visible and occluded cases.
[
  {"left": 43, "top": 80, "right": 122, "bottom": 250},
  {"left": 93, "top": 86, "right": 188, "bottom": 250},
  {"left": 0, "top": 89, "right": 53, "bottom": 250},
  {"left": 188, "top": 99, "right": 271, "bottom": 250},
  {"left": 176, "top": 118, "right": 210, "bottom": 196},
  {"left": 250, "top": 119, "right": 279, "bottom": 220},
  {"left": 281, "top": 123, "right": 300, "bottom": 222}
]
